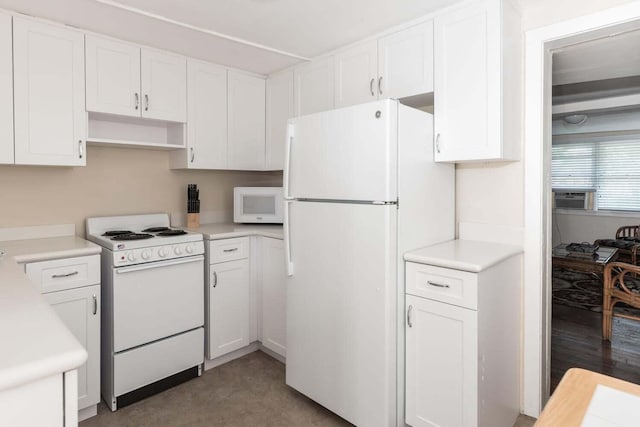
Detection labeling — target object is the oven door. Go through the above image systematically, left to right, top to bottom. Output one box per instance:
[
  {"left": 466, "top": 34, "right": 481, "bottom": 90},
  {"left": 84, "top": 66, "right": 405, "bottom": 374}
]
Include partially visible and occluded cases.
[{"left": 112, "top": 255, "right": 204, "bottom": 352}]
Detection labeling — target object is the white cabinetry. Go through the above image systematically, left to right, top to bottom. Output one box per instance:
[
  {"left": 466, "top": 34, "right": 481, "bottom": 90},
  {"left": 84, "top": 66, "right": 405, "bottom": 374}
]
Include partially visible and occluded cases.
[
  {"left": 433, "top": 0, "right": 521, "bottom": 162},
  {"left": 0, "top": 12, "right": 13, "bottom": 165},
  {"left": 13, "top": 17, "right": 86, "bottom": 166},
  {"left": 334, "top": 21, "right": 434, "bottom": 108},
  {"left": 86, "top": 35, "right": 186, "bottom": 123},
  {"left": 294, "top": 56, "right": 334, "bottom": 116},
  {"left": 266, "top": 69, "right": 294, "bottom": 170},
  {"left": 227, "top": 71, "right": 266, "bottom": 170},
  {"left": 260, "top": 237, "right": 286, "bottom": 357},
  {"left": 207, "top": 238, "right": 251, "bottom": 359},
  {"left": 25, "top": 254, "right": 101, "bottom": 414},
  {"left": 404, "top": 254, "right": 520, "bottom": 427}
]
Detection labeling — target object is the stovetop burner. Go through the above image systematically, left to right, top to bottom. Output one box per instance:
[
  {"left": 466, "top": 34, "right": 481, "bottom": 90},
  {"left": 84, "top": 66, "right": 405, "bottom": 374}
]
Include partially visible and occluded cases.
[
  {"left": 141, "top": 227, "right": 171, "bottom": 233},
  {"left": 157, "top": 229, "right": 188, "bottom": 236},
  {"left": 102, "top": 230, "right": 133, "bottom": 237},
  {"left": 110, "top": 233, "right": 154, "bottom": 241}
]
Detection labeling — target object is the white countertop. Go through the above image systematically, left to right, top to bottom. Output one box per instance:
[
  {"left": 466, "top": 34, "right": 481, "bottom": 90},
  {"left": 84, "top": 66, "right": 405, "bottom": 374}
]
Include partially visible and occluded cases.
[
  {"left": 188, "top": 223, "right": 284, "bottom": 240},
  {"left": 0, "top": 236, "right": 101, "bottom": 391},
  {"left": 404, "top": 239, "right": 523, "bottom": 273}
]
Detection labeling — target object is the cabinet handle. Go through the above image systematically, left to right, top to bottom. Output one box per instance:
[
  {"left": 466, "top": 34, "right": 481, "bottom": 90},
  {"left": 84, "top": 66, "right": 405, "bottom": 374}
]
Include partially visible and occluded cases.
[
  {"left": 378, "top": 76, "right": 383, "bottom": 95},
  {"left": 370, "top": 78, "right": 375, "bottom": 96},
  {"left": 134, "top": 92, "right": 139, "bottom": 110},
  {"left": 144, "top": 94, "right": 149, "bottom": 111},
  {"left": 435, "top": 133, "right": 441, "bottom": 154},
  {"left": 78, "top": 141, "right": 84, "bottom": 159},
  {"left": 190, "top": 147, "right": 195, "bottom": 163},
  {"left": 223, "top": 248, "right": 238, "bottom": 253},
  {"left": 52, "top": 271, "right": 79, "bottom": 278},
  {"left": 213, "top": 271, "right": 218, "bottom": 287},
  {"left": 427, "top": 280, "right": 450, "bottom": 289},
  {"left": 93, "top": 295, "right": 97, "bottom": 315},
  {"left": 407, "top": 305, "right": 413, "bottom": 328}
]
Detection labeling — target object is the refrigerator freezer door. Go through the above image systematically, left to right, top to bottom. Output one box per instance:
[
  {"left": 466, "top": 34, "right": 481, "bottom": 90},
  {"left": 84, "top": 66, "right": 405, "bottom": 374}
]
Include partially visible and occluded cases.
[
  {"left": 286, "top": 99, "right": 397, "bottom": 202},
  {"left": 285, "top": 200, "right": 397, "bottom": 427}
]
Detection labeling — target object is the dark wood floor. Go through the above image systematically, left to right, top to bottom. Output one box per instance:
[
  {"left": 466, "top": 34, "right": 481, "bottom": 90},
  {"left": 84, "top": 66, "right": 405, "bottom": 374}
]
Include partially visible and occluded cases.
[{"left": 551, "top": 303, "right": 640, "bottom": 391}]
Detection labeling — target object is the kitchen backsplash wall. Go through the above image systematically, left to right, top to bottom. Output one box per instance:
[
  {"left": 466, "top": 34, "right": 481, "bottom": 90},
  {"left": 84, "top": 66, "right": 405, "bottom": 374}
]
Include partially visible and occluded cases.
[{"left": 0, "top": 145, "right": 283, "bottom": 237}]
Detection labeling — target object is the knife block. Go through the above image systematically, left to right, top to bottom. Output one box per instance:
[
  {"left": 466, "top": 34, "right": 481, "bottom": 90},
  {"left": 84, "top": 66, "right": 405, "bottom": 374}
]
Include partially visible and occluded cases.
[{"left": 187, "top": 213, "right": 200, "bottom": 229}]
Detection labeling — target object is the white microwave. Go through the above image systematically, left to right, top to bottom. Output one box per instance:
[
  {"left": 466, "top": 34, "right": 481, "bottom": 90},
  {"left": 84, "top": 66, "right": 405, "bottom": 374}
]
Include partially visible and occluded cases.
[{"left": 234, "top": 187, "right": 284, "bottom": 224}]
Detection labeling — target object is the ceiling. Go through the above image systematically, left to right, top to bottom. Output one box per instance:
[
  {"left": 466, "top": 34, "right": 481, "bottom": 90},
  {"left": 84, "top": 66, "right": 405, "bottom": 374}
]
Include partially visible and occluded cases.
[{"left": 0, "top": 0, "right": 458, "bottom": 75}]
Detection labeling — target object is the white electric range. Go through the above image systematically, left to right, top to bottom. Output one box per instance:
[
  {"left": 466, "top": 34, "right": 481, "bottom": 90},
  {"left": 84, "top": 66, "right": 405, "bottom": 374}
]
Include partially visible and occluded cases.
[{"left": 86, "top": 213, "right": 205, "bottom": 411}]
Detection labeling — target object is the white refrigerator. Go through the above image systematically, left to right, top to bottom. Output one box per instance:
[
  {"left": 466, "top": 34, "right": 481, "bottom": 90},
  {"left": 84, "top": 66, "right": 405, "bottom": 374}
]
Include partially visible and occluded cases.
[{"left": 284, "top": 99, "right": 455, "bottom": 427}]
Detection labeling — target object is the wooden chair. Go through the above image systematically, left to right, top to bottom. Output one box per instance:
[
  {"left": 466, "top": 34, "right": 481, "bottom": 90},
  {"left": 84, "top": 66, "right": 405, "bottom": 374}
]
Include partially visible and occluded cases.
[
  {"left": 615, "top": 225, "right": 640, "bottom": 239},
  {"left": 602, "top": 262, "right": 640, "bottom": 341}
]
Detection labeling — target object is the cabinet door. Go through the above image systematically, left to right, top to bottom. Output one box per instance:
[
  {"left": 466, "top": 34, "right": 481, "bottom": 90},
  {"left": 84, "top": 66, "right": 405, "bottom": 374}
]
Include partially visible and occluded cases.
[
  {"left": 434, "top": 1, "right": 500, "bottom": 162},
  {"left": 0, "top": 12, "right": 12, "bottom": 165},
  {"left": 13, "top": 17, "right": 86, "bottom": 166},
  {"left": 378, "top": 21, "right": 434, "bottom": 100},
  {"left": 85, "top": 35, "right": 141, "bottom": 117},
  {"left": 334, "top": 41, "right": 377, "bottom": 108},
  {"left": 141, "top": 48, "right": 187, "bottom": 122},
  {"left": 294, "top": 56, "right": 334, "bottom": 116},
  {"left": 186, "top": 60, "right": 227, "bottom": 169},
  {"left": 266, "top": 69, "right": 293, "bottom": 171},
  {"left": 227, "top": 71, "right": 266, "bottom": 170},
  {"left": 261, "top": 237, "right": 286, "bottom": 357},
  {"left": 208, "top": 259, "right": 250, "bottom": 359},
  {"left": 43, "top": 285, "right": 100, "bottom": 411},
  {"left": 405, "top": 295, "right": 477, "bottom": 427}
]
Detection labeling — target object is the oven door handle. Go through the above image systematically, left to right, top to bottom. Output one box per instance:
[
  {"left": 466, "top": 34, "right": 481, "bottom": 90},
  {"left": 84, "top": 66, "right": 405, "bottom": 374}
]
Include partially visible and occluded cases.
[{"left": 115, "top": 255, "right": 203, "bottom": 274}]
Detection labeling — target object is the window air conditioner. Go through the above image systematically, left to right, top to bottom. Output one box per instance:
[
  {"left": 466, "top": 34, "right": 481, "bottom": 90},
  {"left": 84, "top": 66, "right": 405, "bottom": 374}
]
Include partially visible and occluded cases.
[{"left": 553, "top": 189, "right": 595, "bottom": 210}]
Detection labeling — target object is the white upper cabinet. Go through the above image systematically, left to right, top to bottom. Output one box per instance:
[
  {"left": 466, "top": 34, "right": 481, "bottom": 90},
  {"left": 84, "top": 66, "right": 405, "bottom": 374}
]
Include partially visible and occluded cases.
[
  {"left": 434, "top": 0, "right": 521, "bottom": 162},
  {"left": 0, "top": 12, "right": 13, "bottom": 165},
  {"left": 13, "top": 17, "right": 86, "bottom": 166},
  {"left": 331, "top": 21, "right": 434, "bottom": 109},
  {"left": 378, "top": 21, "right": 434, "bottom": 100},
  {"left": 85, "top": 36, "right": 140, "bottom": 117},
  {"left": 86, "top": 36, "right": 187, "bottom": 123},
  {"left": 334, "top": 40, "right": 378, "bottom": 108},
  {"left": 141, "top": 49, "right": 187, "bottom": 122},
  {"left": 294, "top": 56, "right": 334, "bottom": 116},
  {"left": 175, "top": 59, "right": 227, "bottom": 169},
  {"left": 266, "top": 69, "right": 294, "bottom": 170},
  {"left": 227, "top": 71, "right": 266, "bottom": 170}
]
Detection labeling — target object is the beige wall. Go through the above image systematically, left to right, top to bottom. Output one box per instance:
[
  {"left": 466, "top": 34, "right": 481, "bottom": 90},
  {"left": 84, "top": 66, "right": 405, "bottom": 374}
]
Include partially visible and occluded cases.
[{"left": 0, "top": 145, "right": 282, "bottom": 237}]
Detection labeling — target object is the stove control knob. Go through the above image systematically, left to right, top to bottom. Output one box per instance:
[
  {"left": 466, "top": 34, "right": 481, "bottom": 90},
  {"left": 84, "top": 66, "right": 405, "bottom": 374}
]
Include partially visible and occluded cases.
[
  {"left": 186, "top": 244, "right": 194, "bottom": 254},
  {"left": 174, "top": 246, "right": 183, "bottom": 255},
  {"left": 158, "top": 248, "right": 167, "bottom": 258},
  {"left": 141, "top": 250, "right": 151, "bottom": 260},
  {"left": 127, "top": 252, "right": 136, "bottom": 262}
]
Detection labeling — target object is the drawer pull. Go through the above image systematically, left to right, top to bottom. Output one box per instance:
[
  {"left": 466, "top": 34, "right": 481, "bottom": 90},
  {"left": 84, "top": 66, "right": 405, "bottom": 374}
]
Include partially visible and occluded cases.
[
  {"left": 223, "top": 248, "right": 238, "bottom": 253},
  {"left": 51, "top": 271, "right": 79, "bottom": 279},
  {"left": 427, "top": 281, "right": 450, "bottom": 289},
  {"left": 407, "top": 305, "right": 413, "bottom": 328}
]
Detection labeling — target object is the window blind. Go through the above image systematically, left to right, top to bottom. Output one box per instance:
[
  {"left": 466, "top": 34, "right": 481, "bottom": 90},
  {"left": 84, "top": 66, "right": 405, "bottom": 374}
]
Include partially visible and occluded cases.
[{"left": 552, "top": 137, "right": 640, "bottom": 211}]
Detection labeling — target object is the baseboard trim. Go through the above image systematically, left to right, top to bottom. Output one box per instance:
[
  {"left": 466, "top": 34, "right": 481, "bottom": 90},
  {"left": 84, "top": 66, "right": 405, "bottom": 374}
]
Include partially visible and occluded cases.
[
  {"left": 204, "top": 342, "right": 286, "bottom": 371},
  {"left": 78, "top": 405, "right": 97, "bottom": 422}
]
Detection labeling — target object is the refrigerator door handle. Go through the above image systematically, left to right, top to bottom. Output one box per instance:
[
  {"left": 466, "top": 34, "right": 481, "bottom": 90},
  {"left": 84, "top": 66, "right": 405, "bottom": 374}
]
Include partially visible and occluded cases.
[
  {"left": 284, "top": 123, "right": 294, "bottom": 199},
  {"left": 284, "top": 199, "right": 294, "bottom": 276}
]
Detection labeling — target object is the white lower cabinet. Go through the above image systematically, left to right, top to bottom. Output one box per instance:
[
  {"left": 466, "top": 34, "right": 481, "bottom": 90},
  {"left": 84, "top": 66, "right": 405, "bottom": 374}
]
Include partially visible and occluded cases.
[
  {"left": 260, "top": 237, "right": 286, "bottom": 357},
  {"left": 405, "top": 256, "right": 520, "bottom": 427},
  {"left": 207, "top": 258, "right": 251, "bottom": 359},
  {"left": 43, "top": 285, "right": 100, "bottom": 411}
]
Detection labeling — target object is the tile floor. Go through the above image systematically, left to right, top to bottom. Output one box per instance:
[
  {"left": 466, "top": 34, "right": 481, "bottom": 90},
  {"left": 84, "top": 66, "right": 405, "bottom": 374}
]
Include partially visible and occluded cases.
[{"left": 80, "top": 351, "right": 537, "bottom": 427}]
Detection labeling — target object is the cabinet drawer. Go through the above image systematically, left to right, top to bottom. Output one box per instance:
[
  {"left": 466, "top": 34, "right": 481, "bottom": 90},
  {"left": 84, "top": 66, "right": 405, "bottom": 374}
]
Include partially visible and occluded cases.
[
  {"left": 209, "top": 237, "right": 249, "bottom": 263},
  {"left": 25, "top": 255, "right": 100, "bottom": 294},
  {"left": 406, "top": 262, "right": 477, "bottom": 310}
]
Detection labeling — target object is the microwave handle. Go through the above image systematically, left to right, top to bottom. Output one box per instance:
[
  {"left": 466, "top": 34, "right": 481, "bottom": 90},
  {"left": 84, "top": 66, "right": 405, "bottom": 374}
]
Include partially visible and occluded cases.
[
  {"left": 284, "top": 123, "right": 294, "bottom": 200},
  {"left": 284, "top": 199, "right": 294, "bottom": 276}
]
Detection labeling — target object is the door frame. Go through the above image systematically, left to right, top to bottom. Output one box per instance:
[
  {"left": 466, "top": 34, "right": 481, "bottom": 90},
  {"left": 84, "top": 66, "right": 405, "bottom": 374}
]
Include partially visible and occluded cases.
[{"left": 523, "top": 2, "right": 640, "bottom": 417}]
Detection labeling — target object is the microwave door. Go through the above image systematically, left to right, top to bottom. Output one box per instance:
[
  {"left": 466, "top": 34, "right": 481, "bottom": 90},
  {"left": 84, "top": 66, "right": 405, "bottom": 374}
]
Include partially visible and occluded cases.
[{"left": 234, "top": 187, "right": 284, "bottom": 224}]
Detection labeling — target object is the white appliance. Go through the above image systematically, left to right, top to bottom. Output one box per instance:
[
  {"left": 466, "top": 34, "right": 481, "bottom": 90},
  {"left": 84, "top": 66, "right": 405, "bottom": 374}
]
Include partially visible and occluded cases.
[
  {"left": 284, "top": 99, "right": 454, "bottom": 427},
  {"left": 234, "top": 187, "right": 284, "bottom": 224},
  {"left": 86, "top": 213, "right": 205, "bottom": 411}
]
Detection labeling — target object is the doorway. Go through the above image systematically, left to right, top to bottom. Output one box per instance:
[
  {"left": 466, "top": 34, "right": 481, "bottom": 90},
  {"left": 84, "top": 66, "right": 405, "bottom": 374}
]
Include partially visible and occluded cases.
[{"left": 524, "top": 3, "right": 640, "bottom": 417}]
